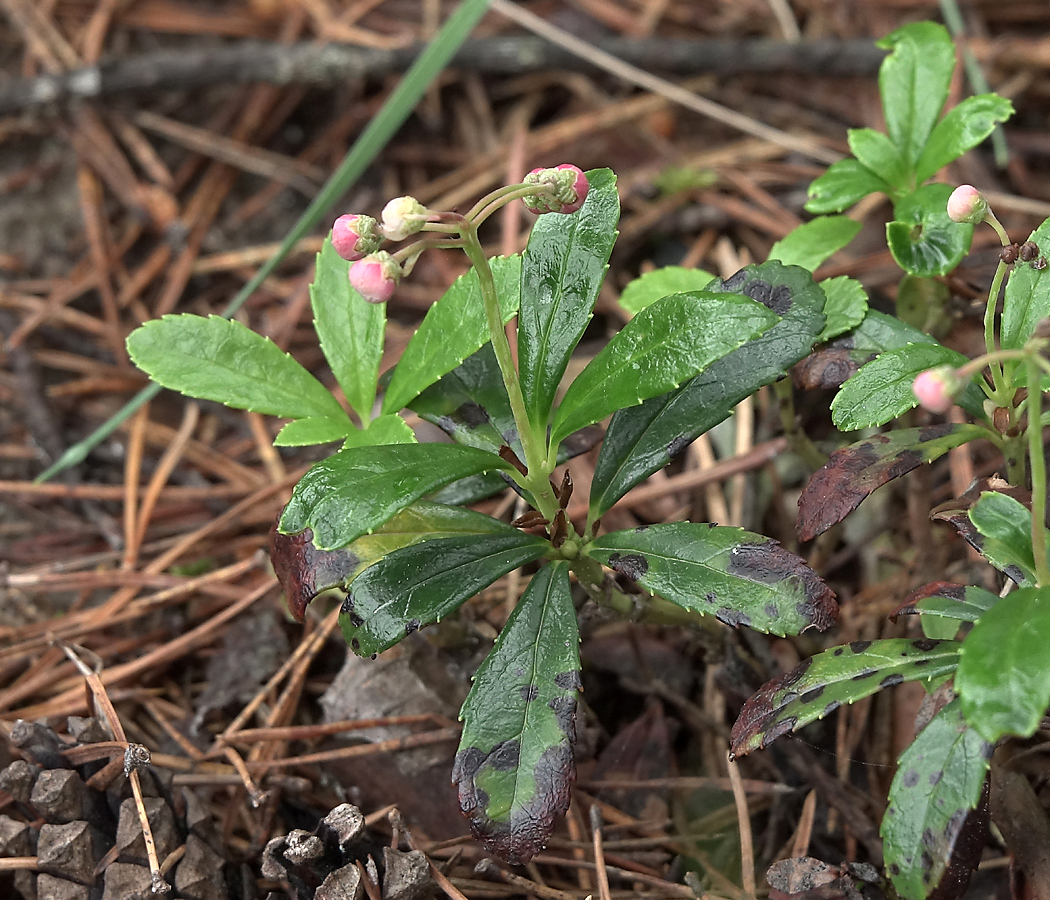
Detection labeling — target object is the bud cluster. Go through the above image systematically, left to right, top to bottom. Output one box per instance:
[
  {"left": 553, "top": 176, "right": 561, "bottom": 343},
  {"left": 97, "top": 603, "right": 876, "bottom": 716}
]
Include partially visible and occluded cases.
[{"left": 329, "top": 165, "right": 590, "bottom": 304}]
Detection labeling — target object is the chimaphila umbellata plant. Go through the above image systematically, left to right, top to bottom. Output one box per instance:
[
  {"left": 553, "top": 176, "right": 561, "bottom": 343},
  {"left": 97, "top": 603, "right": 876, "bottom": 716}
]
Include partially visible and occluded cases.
[
  {"left": 124, "top": 20, "right": 1030, "bottom": 889},
  {"left": 127, "top": 165, "right": 841, "bottom": 864}
]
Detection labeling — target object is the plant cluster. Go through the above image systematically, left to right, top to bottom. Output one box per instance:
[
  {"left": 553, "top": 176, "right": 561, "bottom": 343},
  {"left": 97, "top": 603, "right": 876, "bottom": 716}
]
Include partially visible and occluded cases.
[{"left": 126, "top": 19, "right": 1050, "bottom": 900}]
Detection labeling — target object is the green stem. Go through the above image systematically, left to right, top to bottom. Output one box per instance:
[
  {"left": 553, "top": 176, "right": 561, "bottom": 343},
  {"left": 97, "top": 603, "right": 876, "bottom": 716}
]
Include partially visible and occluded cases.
[
  {"left": 459, "top": 228, "right": 561, "bottom": 522},
  {"left": 983, "top": 259, "right": 1009, "bottom": 399},
  {"left": 1025, "top": 354, "right": 1050, "bottom": 585},
  {"left": 773, "top": 378, "right": 827, "bottom": 470},
  {"left": 1004, "top": 432, "right": 1028, "bottom": 486}
]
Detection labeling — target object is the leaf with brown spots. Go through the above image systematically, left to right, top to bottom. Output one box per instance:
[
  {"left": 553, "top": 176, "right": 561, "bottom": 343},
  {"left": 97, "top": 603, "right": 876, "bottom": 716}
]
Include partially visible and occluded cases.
[
  {"left": 589, "top": 260, "right": 827, "bottom": 517},
  {"left": 797, "top": 424, "right": 987, "bottom": 541},
  {"left": 932, "top": 483, "right": 1041, "bottom": 586},
  {"left": 271, "top": 502, "right": 525, "bottom": 621},
  {"left": 588, "top": 524, "right": 837, "bottom": 635},
  {"left": 453, "top": 562, "right": 580, "bottom": 865},
  {"left": 891, "top": 582, "right": 1000, "bottom": 640},
  {"left": 730, "top": 639, "right": 960, "bottom": 758},
  {"left": 882, "top": 698, "right": 991, "bottom": 900}
]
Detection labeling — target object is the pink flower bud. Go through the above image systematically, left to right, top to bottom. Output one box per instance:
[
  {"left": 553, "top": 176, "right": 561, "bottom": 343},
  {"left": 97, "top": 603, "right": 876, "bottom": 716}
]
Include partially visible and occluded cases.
[
  {"left": 522, "top": 164, "right": 590, "bottom": 215},
  {"left": 946, "top": 185, "right": 989, "bottom": 225},
  {"left": 380, "top": 196, "right": 429, "bottom": 242},
  {"left": 331, "top": 214, "right": 380, "bottom": 261},
  {"left": 348, "top": 252, "right": 401, "bottom": 304},
  {"left": 912, "top": 366, "right": 961, "bottom": 414}
]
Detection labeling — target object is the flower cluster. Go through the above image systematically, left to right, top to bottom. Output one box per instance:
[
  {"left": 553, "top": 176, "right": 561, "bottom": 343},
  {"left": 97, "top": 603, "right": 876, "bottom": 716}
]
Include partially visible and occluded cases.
[{"left": 330, "top": 166, "right": 590, "bottom": 303}]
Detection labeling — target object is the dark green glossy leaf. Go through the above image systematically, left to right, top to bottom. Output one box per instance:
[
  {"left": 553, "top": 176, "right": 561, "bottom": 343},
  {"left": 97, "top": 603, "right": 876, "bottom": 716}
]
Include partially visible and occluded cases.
[
  {"left": 877, "top": 22, "right": 955, "bottom": 169},
  {"left": 915, "top": 94, "right": 1014, "bottom": 184},
  {"left": 848, "top": 128, "right": 909, "bottom": 192},
  {"left": 805, "top": 158, "right": 891, "bottom": 214},
  {"left": 518, "top": 169, "right": 619, "bottom": 430},
  {"left": 887, "top": 184, "right": 973, "bottom": 277},
  {"left": 769, "top": 216, "right": 863, "bottom": 272},
  {"left": 1001, "top": 216, "right": 1050, "bottom": 350},
  {"left": 311, "top": 237, "right": 385, "bottom": 420},
  {"left": 382, "top": 256, "right": 520, "bottom": 414},
  {"left": 589, "top": 261, "right": 826, "bottom": 517},
  {"left": 618, "top": 266, "right": 715, "bottom": 316},
  {"left": 816, "top": 276, "right": 868, "bottom": 342},
  {"left": 551, "top": 290, "right": 777, "bottom": 448},
  {"left": 841, "top": 308, "right": 938, "bottom": 351},
  {"left": 127, "top": 314, "right": 347, "bottom": 421},
  {"left": 831, "top": 342, "right": 970, "bottom": 431},
  {"left": 409, "top": 343, "right": 519, "bottom": 456},
  {"left": 274, "top": 416, "right": 355, "bottom": 447},
  {"left": 797, "top": 423, "right": 988, "bottom": 541},
  {"left": 279, "top": 443, "right": 512, "bottom": 550},
  {"left": 429, "top": 471, "right": 511, "bottom": 507},
  {"left": 271, "top": 501, "right": 519, "bottom": 620},
  {"left": 588, "top": 524, "right": 837, "bottom": 636},
  {"left": 341, "top": 530, "right": 548, "bottom": 656},
  {"left": 453, "top": 562, "right": 579, "bottom": 865},
  {"left": 957, "top": 585, "right": 1050, "bottom": 741},
  {"left": 730, "top": 639, "right": 960, "bottom": 758},
  {"left": 882, "top": 698, "right": 992, "bottom": 900}
]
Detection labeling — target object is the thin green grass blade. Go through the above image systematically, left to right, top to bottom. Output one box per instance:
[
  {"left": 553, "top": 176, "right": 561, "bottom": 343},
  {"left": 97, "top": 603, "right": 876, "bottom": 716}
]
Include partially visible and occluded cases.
[{"left": 35, "top": 0, "right": 492, "bottom": 483}]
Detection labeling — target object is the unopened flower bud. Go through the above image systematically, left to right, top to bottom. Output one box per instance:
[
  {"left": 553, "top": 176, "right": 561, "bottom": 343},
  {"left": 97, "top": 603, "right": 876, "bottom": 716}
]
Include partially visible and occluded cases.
[
  {"left": 522, "top": 164, "right": 589, "bottom": 215},
  {"left": 946, "top": 185, "right": 989, "bottom": 225},
  {"left": 380, "top": 196, "right": 429, "bottom": 241},
  {"left": 331, "top": 214, "right": 380, "bottom": 261},
  {"left": 348, "top": 252, "right": 401, "bottom": 304},
  {"left": 912, "top": 366, "right": 961, "bottom": 414}
]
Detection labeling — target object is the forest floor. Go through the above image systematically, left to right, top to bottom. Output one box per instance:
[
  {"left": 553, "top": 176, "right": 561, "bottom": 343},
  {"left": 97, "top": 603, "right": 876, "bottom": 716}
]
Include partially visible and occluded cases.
[{"left": 2, "top": 1, "right": 1050, "bottom": 899}]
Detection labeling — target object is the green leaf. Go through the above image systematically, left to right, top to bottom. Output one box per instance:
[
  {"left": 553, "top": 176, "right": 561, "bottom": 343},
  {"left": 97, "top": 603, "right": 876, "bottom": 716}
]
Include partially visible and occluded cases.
[
  {"left": 877, "top": 22, "right": 956, "bottom": 169},
  {"left": 915, "top": 94, "right": 1014, "bottom": 184},
  {"left": 848, "top": 128, "right": 909, "bottom": 192},
  {"left": 805, "top": 158, "right": 891, "bottom": 214},
  {"left": 518, "top": 169, "right": 619, "bottom": 430},
  {"left": 887, "top": 183, "right": 973, "bottom": 277},
  {"left": 769, "top": 216, "right": 863, "bottom": 272},
  {"left": 1001, "top": 216, "right": 1050, "bottom": 349},
  {"left": 311, "top": 237, "right": 385, "bottom": 421},
  {"left": 382, "top": 256, "right": 521, "bottom": 414},
  {"left": 590, "top": 262, "right": 826, "bottom": 517},
  {"left": 618, "top": 266, "right": 715, "bottom": 316},
  {"left": 896, "top": 274, "right": 953, "bottom": 335},
  {"left": 816, "top": 276, "right": 868, "bottom": 342},
  {"left": 552, "top": 291, "right": 776, "bottom": 449},
  {"left": 844, "top": 308, "right": 939, "bottom": 351},
  {"left": 127, "top": 314, "right": 347, "bottom": 421},
  {"left": 831, "top": 342, "right": 969, "bottom": 431},
  {"left": 342, "top": 413, "right": 416, "bottom": 447},
  {"left": 274, "top": 416, "right": 355, "bottom": 447},
  {"left": 797, "top": 424, "right": 988, "bottom": 542},
  {"left": 279, "top": 443, "right": 512, "bottom": 550},
  {"left": 429, "top": 471, "right": 510, "bottom": 507},
  {"left": 969, "top": 490, "right": 1039, "bottom": 584},
  {"left": 272, "top": 501, "right": 519, "bottom": 620},
  {"left": 588, "top": 524, "right": 837, "bottom": 636},
  {"left": 341, "top": 530, "right": 549, "bottom": 656},
  {"left": 453, "top": 562, "right": 580, "bottom": 865},
  {"left": 893, "top": 582, "right": 1000, "bottom": 642},
  {"left": 957, "top": 585, "right": 1050, "bottom": 741},
  {"left": 730, "top": 639, "right": 960, "bottom": 757},
  {"left": 882, "top": 699, "right": 992, "bottom": 900}
]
